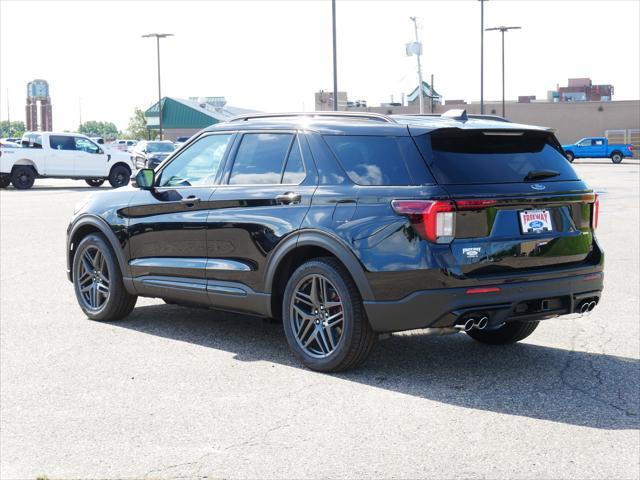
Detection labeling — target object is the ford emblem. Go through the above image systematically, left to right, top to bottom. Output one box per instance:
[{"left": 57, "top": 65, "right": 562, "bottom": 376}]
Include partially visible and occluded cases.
[{"left": 531, "top": 184, "right": 546, "bottom": 190}]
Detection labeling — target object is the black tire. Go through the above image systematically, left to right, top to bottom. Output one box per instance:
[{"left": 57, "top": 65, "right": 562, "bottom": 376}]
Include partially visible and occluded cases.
[
  {"left": 565, "top": 151, "right": 575, "bottom": 163},
  {"left": 611, "top": 152, "right": 623, "bottom": 164},
  {"left": 108, "top": 164, "right": 131, "bottom": 188},
  {"left": 10, "top": 166, "right": 35, "bottom": 189},
  {"left": 0, "top": 174, "right": 10, "bottom": 188},
  {"left": 85, "top": 179, "right": 105, "bottom": 187},
  {"left": 72, "top": 233, "right": 137, "bottom": 321},
  {"left": 282, "top": 257, "right": 376, "bottom": 372},
  {"left": 466, "top": 320, "right": 539, "bottom": 345}
]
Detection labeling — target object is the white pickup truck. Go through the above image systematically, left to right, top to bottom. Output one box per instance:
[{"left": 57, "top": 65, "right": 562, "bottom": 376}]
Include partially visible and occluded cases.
[{"left": 0, "top": 132, "right": 136, "bottom": 189}]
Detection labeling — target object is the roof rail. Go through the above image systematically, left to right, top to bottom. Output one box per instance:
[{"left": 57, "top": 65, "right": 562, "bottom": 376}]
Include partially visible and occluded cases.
[
  {"left": 227, "top": 111, "right": 397, "bottom": 123},
  {"left": 399, "top": 112, "right": 510, "bottom": 123}
]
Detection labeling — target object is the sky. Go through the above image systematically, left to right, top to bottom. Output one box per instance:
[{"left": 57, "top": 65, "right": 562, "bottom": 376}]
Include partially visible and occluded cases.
[{"left": 1, "top": 0, "right": 639, "bottom": 132}]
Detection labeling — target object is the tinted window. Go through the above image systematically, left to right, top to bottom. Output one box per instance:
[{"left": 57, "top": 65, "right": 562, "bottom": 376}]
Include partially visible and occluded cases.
[
  {"left": 414, "top": 129, "right": 579, "bottom": 185},
  {"left": 229, "top": 133, "right": 293, "bottom": 185},
  {"left": 160, "top": 134, "right": 232, "bottom": 187},
  {"left": 49, "top": 135, "right": 76, "bottom": 150},
  {"left": 323, "top": 135, "right": 433, "bottom": 186},
  {"left": 282, "top": 137, "right": 306, "bottom": 184},
  {"left": 147, "top": 142, "right": 175, "bottom": 153}
]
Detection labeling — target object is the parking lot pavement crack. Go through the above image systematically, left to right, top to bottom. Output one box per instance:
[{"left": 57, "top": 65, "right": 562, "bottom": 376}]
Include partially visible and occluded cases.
[
  {"left": 223, "top": 422, "right": 291, "bottom": 451},
  {"left": 143, "top": 451, "right": 213, "bottom": 479}
]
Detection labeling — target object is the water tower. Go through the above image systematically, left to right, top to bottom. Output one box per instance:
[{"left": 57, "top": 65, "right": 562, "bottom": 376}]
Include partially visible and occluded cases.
[{"left": 25, "top": 79, "right": 53, "bottom": 131}]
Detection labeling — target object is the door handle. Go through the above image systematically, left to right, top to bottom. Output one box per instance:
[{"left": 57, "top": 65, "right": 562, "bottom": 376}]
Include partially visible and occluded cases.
[
  {"left": 275, "top": 192, "right": 302, "bottom": 205},
  {"left": 180, "top": 196, "right": 201, "bottom": 206}
]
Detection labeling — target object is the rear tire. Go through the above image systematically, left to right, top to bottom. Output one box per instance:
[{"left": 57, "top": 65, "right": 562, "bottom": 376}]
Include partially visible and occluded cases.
[
  {"left": 565, "top": 151, "right": 575, "bottom": 162},
  {"left": 611, "top": 152, "right": 623, "bottom": 164},
  {"left": 108, "top": 164, "right": 131, "bottom": 188},
  {"left": 10, "top": 166, "right": 35, "bottom": 189},
  {"left": 0, "top": 174, "right": 10, "bottom": 188},
  {"left": 85, "top": 179, "right": 105, "bottom": 187},
  {"left": 72, "top": 233, "right": 137, "bottom": 321},
  {"left": 282, "top": 257, "right": 376, "bottom": 372},
  {"left": 466, "top": 321, "right": 539, "bottom": 345}
]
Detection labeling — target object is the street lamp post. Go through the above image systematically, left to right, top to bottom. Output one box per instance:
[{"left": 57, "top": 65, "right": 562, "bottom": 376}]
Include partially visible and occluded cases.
[
  {"left": 331, "top": 0, "right": 338, "bottom": 111},
  {"left": 479, "top": 0, "right": 488, "bottom": 115},
  {"left": 409, "top": 16, "right": 425, "bottom": 114},
  {"left": 485, "top": 26, "right": 521, "bottom": 118},
  {"left": 142, "top": 33, "right": 173, "bottom": 140}
]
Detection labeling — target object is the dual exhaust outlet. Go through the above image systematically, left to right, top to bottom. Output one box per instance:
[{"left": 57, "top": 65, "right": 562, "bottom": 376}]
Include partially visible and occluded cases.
[
  {"left": 577, "top": 298, "right": 598, "bottom": 314},
  {"left": 458, "top": 315, "right": 489, "bottom": 332}
]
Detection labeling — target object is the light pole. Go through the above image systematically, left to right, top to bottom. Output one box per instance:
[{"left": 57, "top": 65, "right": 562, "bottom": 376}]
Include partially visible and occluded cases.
[
  {"left": 331, "top": 0, "right": 338, "bottom": 111},
  {"left": 479, "top": 0, "right": 488, "bottom": 114},
  {"left": 409, "top": 16, "right": 425, "bottom": 114},
  {"left": 485, "top": 26, "right": 521, "bottom": 118},
  {"left": 142, "top": 33, "right": 173, "bottom": 140}
]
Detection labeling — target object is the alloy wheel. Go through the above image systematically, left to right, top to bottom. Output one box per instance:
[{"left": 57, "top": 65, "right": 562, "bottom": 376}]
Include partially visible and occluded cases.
[
  {"left": 76, "top": 246, "right": 110, "bottom": 311},
  {"left": 290, "top": 274, "right": 345, "bottom": 358}
]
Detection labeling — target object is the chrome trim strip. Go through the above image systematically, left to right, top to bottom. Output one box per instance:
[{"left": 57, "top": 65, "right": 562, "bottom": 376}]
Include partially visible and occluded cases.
[
  {"left": 130, "top": 257, "right": 253, "bottom": 272},
  {"left": 206, "top": 259, "right": 253, "bottom": 272},
  {"left": 140, "top": 278, "right": 207, "bottom": 292},
  {"left": 207, "top": 283, "right": 247, "bottom": 296}
]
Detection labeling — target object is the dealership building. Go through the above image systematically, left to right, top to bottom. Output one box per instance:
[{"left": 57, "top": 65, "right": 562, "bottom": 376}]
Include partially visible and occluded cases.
[{"left": 144, "top": 96, "right": 257, "bottom": 140}]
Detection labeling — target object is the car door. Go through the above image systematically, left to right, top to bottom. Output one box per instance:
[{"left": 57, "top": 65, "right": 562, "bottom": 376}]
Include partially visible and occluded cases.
[
  {"left": 204, "top": 130, "right": 318, "bottom": 312},
  {"left": 123, "top": 132, "right": 235, "bottom": 304},
  {"left": 47, "top": 135, "right": 78, "bottom": 176},
  {"left": 73, "top": 137, "right": 109, "bottom": 177},
  {"left": 576, "top": 138, "right": 593, "bottom": 158},
  {"left": 591, "top": 138, "right": 606, "bottom": 157},
  {"left": 132, "top": 141, "right": 147, "bottom": 169}
]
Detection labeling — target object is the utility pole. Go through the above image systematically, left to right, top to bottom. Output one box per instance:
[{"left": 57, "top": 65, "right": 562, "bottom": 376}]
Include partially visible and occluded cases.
[
  {"left": 331, "top": 0, "right": 338, "bottom": 111},
  {"left": 479, "top": 0, "right": 488, "bottom": 114},
  {"left": 409, "top": 16, "right": 424, "bottom": 114},
  {"left": 486, "top": 26, "right": 521, "bottom": 118},
  {"left": 142, "top": 33, "right": 174, "bottom": 140},
  {"left": 430, "top": 73, "right": 435, "bottom": 113},
  {"left": 79, "top": 97, "right": 82, "bottom": 127}
]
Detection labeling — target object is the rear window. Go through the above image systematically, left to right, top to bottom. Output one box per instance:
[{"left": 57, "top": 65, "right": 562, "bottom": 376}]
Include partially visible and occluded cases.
[
  {"left": 414, "top": 129, "right": 579, "bottom": 185},
  {"left": 323, "top": 135, "right": 434, "bottom": 186}
]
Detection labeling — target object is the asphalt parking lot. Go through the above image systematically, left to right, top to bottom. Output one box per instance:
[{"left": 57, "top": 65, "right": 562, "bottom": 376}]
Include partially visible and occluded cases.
[{"left": 1, "top": 159, "right": 639, "bottom": 479}]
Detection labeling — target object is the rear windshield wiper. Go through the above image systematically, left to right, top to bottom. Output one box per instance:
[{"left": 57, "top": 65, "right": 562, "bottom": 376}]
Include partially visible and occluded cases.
[{"left": 524, "top": 170, "right": 560, "bottom": 181}]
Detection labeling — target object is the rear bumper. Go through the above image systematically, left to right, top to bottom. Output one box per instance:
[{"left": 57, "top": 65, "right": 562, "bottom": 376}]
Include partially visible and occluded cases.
[{"left": 363, "top": 271, "right": 604, "bottom": 332}]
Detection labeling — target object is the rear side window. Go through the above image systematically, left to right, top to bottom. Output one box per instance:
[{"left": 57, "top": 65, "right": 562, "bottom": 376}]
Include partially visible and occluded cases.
[
  {"left": 414, "top": 129, "right": 579, "bottom": 185},
  {"left": 229, "top": 133, "right": 294, "bottom": 185},
  {"left": 21, "top": 134, "right": 42, "bottom": 148},
  {"left": 50, "top": 135, "right": 76, "bottom": 150},
  {"left": 323, "top": 135, "right": 434, "bottom": 186}
]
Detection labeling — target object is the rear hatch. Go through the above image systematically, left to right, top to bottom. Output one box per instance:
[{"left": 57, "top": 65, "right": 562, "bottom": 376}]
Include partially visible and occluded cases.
[{"left": 411, "top": 127, "right": 599, "bottom": 276}]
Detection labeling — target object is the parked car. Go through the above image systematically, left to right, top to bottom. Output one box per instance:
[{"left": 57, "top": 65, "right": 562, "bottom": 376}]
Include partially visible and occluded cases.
[
  {"left": 66, "top": 111, "right": 603, "bottom": 372},
  {"left": 0, "top": 132, "right": 135, "bottom": 189},
  {"left": 174, "top": 136, "right": 191, "bottom": 149},
  {"left": 3, "top": 137, "right": 22, "bottom": 144},
  {"left": 90, "top": 137, "right": 105, "bottom": 145},
  {"left": 562, "top": 137, "right": 633, "bottom": 163},
  {"left": 0, "top": 139, "right": 21, "bottom": 148},
  {"left": 114, "top": 139, "right": 138, "bottom": 152},
  {"left": 131, "top": 140, "right": 176, "bottom": 169}
]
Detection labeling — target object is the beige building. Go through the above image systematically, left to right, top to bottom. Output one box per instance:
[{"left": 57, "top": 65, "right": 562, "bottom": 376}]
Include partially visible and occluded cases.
[{"left": 314, "top": 91, "right": 639, "bottom": 153}]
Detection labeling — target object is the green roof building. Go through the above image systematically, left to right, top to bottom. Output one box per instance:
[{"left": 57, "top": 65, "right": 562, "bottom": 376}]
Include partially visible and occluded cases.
[{"left": 144, "top": 97, "right": 257, "bottom": 140}]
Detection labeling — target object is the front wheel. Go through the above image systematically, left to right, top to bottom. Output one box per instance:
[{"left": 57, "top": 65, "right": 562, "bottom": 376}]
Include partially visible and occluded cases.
[
  {"left": 565, "top": 151, "right": 575, "bottom": 163},
  {"left": 611, "top": 152, "right": 623, "bottom": 164},
  {"left": 108, "top": 165, "right": 131, "bottom": 188},
  {"left": 10, "top": 166, "right": 35, "bottom": 189},
  {"left": 0, "top": 174, "right": 10, "bottom": 188},
  {"left": 85, "top": 179, "right": 105, "bottom": 187},
  {"left": 72, "top": 233, "right": 137, "bottom": 321},
  {"left": 282, "top": 257, "right": 376, "bottom": 372},
  {"left": 466, "top": 321, "right": 539, "bottom": 345}
]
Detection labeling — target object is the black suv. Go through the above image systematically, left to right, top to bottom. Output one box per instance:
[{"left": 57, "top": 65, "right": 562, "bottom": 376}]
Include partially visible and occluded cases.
[{"left": 67, "top": 111, "right": 604, "bottom": 372}]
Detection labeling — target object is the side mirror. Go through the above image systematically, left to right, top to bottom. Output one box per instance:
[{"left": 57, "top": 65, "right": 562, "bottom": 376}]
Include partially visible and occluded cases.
[{"left": 132, "top": 168, "right": 155, "bottom": 190}]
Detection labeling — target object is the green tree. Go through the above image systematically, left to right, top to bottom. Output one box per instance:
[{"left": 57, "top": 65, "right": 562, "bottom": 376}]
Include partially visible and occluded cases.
[
  {"left": 124, "top": 107, "right": 156, "bottom": 140},
  {"left": 78, "top": 120, "right": 119, "bottom": 139},
  {"left": 0, "top": 121, "right": 26, "bottom": 138}
]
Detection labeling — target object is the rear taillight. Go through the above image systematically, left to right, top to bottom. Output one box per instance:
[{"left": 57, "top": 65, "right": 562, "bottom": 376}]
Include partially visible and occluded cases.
[
  {"left": 629, "top": 145, "right": 633, "bottom": 151},
  {"left": 592, "top": 194, "right": 599, "bottom": 230},
  {"left": 391, "top": 200, "right": 455, "bottom": 243}
]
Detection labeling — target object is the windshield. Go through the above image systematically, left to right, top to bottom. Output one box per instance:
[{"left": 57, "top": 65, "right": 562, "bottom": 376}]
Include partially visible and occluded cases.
[
  {"left": 413, "top": 129, "right": 579, "bottom": 185},
  {"left": 147, "top": 142, "right": 175, "bottom": 153}
]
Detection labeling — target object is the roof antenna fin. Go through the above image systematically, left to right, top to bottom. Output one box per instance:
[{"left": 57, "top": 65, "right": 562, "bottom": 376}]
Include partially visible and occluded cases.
[{"left": 441, "top": 109, "right": 468, "bottom": 121}]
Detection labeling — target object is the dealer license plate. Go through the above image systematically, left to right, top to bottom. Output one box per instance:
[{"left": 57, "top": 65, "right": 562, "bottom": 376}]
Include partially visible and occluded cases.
[{"left": 519, "top": 209, "right": 553, "bottom": 233}]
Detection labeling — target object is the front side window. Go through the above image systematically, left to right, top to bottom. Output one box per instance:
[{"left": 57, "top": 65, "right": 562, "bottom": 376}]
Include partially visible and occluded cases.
[
  {"left": 229, "top": 133, "right": 293, "bottom": 185},
  {"left": 159, "top": 134, "right": 232, "bottom": 187},
  {"left": 50, "top": 135, "right": 76, "bottom": 150},
  {"left": 75, "top": 137, "right": 99, "bottom": 153},
  {"left": 578, "top": 139, "right": 591, "bottom": 146}
]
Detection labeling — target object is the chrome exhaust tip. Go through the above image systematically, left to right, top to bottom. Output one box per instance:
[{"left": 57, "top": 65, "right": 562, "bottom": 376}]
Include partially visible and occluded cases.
[
  {"left": 587, "top": 300, "right": 597, "bottom": 312},
  {"left": 579, "top": 302, "right": 590, "bottom": 314},
  {"left": 477, "top": 316, "right": 489, "bottom": 330},
  {"left": 464, "top": 318, "right": 476, "bottom": 332}
]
